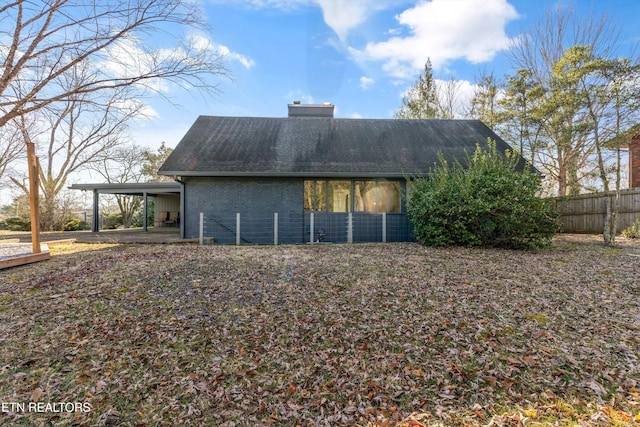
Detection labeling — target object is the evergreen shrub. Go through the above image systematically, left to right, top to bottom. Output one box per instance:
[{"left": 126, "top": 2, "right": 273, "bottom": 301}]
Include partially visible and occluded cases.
[{"left": 407, "top": 140, "right": 559, "bottom": 249}]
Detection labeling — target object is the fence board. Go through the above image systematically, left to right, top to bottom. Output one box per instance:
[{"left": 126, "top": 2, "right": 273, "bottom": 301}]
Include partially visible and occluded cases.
[{"left": 554, "top": 188, "right": 640, "bottom": 233}]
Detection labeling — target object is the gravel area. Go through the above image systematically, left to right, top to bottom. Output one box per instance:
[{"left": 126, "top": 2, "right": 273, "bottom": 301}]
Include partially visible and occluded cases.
[
  {"left": 0, "top": 243, "right": 48, "bottom": 261},
  {"left": 0, "top": 243, "right": 36, "bottom": 261}
]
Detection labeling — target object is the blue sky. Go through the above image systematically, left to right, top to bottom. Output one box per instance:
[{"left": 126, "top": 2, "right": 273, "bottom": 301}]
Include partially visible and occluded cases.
[{"left": 127, "top": 0, "right": 640, "bottom": 151}]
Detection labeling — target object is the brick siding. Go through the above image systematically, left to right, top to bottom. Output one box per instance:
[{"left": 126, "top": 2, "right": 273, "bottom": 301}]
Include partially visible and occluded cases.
[
  {"left": 182, "top": 177, "right": 414, "bottom": 243},
  {"left": 183, "top": 177, "right": 304, "bottom": 243}
]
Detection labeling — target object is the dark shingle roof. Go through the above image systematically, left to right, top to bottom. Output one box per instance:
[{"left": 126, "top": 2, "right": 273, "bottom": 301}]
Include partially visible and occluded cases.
[{"left": 159, "top": 116, "right": 519, "bottom": 177}]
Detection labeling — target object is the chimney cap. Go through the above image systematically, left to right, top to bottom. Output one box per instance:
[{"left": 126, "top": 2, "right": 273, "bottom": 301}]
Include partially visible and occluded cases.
[{"left": 287, "top": 101, "right": 335, "bottom": 118}]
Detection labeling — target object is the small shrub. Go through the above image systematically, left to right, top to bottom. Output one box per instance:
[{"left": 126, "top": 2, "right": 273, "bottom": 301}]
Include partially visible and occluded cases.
[
  {"left": 407, "top": 140, "right": 559, "bottom": 249},
  {"left": 104, "top": 213, "right": 123, "bottom": 229},
  {"left": 64, "top": 216, "right": 90, "bottom": 231},
  {"left": 4, "top": 217, "right": 31, "bottom": 231},
  {"left": 622, "top": 218, "right": 640, "bottom": 239}
]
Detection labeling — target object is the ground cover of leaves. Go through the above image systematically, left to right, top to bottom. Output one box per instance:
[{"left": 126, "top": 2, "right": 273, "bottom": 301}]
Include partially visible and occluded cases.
[{"left": 0, "top": 238, "right": 638, "bottom": 426}]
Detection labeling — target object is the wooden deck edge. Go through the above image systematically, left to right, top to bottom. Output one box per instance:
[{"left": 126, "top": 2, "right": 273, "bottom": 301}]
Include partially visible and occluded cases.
[
  {"left": 0, "top": 238, "right": 21, "bottom": 244},
  {"left": 0, "top": 245, "right": 50, "bottom": 269}
]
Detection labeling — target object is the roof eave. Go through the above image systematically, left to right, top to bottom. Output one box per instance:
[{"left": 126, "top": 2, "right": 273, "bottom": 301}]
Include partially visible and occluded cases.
[{"left": 158, "top": 170, "right": 427, "bottom": 179}]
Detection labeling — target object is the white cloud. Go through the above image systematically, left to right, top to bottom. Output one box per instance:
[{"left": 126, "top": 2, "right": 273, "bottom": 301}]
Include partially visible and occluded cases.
[
  {"left": 217, "top": 0, "right": 401, "bottom": 42},
  {"left": 314, "top": 0, "right": 397, "bottom": 42},
  {"left": 350, "top": 0, "right": 519, "bottom": 78},
  {"left": 187, "top": 34, "right": 255, "bottom": 69},
  {"left": 100, "top": 36, "right": 170, "bottom": 93},
  {"left": 212, "top": 43, "right": 255, "bottom": 69},
  {"left": 359, "top": 76, "right": 374, "bottom": 90},
  {"left": 113, "top": 99, "right": 159, "bottom": 120},
  {"left": 348, "top": 112, "right": 363, "bottom": 118}
]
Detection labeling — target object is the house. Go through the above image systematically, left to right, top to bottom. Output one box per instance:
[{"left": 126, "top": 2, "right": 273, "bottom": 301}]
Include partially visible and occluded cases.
[
  {"left": 156, "top": 102, "right": 523, "bottom": 243},
  {"left": 602, "top": 123, "right": 640, "bottom": 189}
]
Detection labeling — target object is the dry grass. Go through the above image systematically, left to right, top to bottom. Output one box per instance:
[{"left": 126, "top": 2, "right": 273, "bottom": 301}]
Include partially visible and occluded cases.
[{"left": 0, "top": 238, "right": 639, "bottom": 426}]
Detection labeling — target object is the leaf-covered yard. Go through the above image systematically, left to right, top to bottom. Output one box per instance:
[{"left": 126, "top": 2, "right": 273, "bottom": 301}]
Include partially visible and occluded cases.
[{"left": 0, "top": 238, "right": 639, "bottom": 426}]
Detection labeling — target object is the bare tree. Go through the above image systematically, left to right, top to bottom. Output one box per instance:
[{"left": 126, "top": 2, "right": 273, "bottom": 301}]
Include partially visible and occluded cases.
[
  {"left": 0, "top": 0, "right": 228, "bottom": 129},
  {"left": 11, "top": 67, "right": 144, "bottom": 230},
  {"left": 469, "top": 70, "right": 502, "bottom": 128},
  {"left": 436, "top": 77, "right": 464, "bottom": 119},
  {"left": 0, "top": 120, "right": 23, "bottom": 182},
  {"left": 90, "top": 145, "right": 149, "bottom": 228}
]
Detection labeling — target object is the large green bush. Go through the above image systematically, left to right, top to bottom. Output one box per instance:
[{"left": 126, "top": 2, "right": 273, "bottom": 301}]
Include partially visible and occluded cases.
[
  {"left": 407, "top": 141, "right": 559, "bottom": 249},
  {"left": 3, "top": 217, "right": 31, "bottom": 231}
]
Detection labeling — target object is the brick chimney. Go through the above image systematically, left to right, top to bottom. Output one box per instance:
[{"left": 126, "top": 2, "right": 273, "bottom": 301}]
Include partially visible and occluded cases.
[
  {"left": 288, "top": 101, "right": 334, "bottom": 118},
  {"left": 631, "top": 134, "right": 640, "bottom": 188}
]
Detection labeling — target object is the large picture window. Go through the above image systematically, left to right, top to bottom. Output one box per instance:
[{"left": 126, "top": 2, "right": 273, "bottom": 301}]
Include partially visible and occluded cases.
[
  {"left": 304, "top": 179, "right": 401, "bottom": 213},
  {"left": 304, "top": 180, "right": 326, "bottom": 211},
  {"left": 328, "top": 181, "right": 350, "bottom": 212}
]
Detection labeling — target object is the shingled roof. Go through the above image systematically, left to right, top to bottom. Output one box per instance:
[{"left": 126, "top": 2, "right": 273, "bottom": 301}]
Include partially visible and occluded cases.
[{"left": 158, "top": 115, "right": 518, "bottom": 178}]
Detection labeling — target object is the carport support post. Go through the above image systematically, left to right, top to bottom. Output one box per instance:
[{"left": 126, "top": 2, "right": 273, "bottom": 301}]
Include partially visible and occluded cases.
[
  {"left": 92, "top": 189, "right": 99, "bottom": 232},
  {"left": 142, "top": 191, "right": 148, "bottom": 232}
]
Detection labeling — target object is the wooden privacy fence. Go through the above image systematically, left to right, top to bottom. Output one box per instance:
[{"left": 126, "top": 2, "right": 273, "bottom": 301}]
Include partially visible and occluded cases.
[{"left": 554, "top": 188, "right": 640, "bottom": 233}]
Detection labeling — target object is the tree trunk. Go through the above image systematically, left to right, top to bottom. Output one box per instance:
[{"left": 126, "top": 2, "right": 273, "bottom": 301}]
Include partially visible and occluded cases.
[
  {"left": 558, "top": 156, "right": 567, "bottom": 196},
  {"left": 603, "top": 196, "right": 613, "bottom": 246}
]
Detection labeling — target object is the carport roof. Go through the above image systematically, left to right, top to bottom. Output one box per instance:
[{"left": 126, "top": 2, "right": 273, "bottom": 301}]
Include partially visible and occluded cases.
[{"left": 69, "top": 182, "right": 181, "bottom": 195}]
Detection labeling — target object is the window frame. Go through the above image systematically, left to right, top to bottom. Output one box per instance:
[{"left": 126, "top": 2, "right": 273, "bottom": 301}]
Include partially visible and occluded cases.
[{"left": 304, "top": 179, "right": 402, "bottom": 213}]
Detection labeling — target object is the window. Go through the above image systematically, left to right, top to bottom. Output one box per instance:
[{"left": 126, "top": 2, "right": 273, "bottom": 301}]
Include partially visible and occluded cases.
[
  {"left": 305, "top": 179, "right": 402, "bottom": 213},
  {"left": 304, "top": 180, "right": 327, "bottom": 211},
  {"left": 354, "top": 180, "right": 401, "bottom": 213},
  {"left": 354, "top": 180, "right": 376, "bottom": 212},
  {"left": 328, "top": 181, "right": 350, "bottom": 212},
  {"left": 377, "top": 181, "right": 401, "bottom": 213}
]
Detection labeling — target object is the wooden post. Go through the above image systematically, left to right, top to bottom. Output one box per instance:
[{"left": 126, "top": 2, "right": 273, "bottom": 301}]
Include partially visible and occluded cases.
[{"left": 26, "top": 142, "right": 41, "bottom": 254}]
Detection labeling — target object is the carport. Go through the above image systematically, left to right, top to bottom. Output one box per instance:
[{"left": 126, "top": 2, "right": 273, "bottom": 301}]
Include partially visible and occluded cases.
[{"left": 69, "top": 182, "right": 184, "bottom": 238}]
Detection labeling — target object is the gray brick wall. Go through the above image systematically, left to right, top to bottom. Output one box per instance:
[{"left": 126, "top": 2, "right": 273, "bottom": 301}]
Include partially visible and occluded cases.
[
  {"left": 183, "top": 177, "right": 304, "bottom": 243},
  {"left": 183, "top": 177, "right": 414, "bottom": 243}
]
